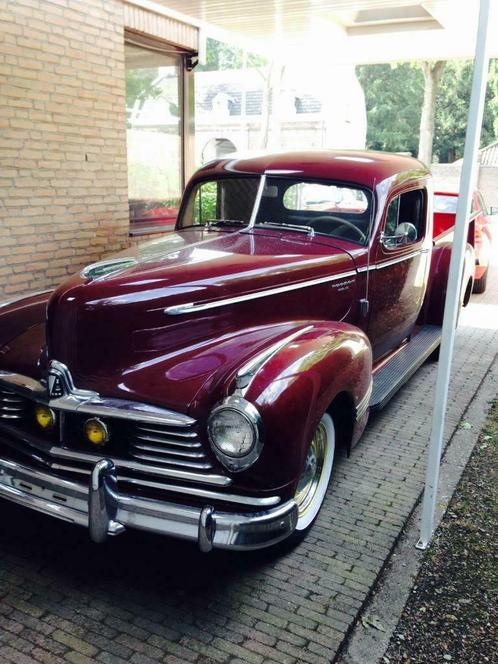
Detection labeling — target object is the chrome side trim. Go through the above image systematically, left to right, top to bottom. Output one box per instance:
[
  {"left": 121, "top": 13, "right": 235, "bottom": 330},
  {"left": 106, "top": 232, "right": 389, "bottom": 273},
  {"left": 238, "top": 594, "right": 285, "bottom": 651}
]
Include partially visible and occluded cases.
[
  {"left": 356, "top": 250, "right": 426, "bottom": 274},
  {"left": 375, "top": 250, "right": 421, "bottom": 269},
  {"left": 164, "top": 270, "right": 357, "bottom": 315},
  {"left": 0, "top": 289, "right": 52, "bottom": 310},
  {"left": 235, "top": 325, "right": 313, "bottom": 393},
  {"left": 49, "top": 447, "right": 231, "bottom": 486}
]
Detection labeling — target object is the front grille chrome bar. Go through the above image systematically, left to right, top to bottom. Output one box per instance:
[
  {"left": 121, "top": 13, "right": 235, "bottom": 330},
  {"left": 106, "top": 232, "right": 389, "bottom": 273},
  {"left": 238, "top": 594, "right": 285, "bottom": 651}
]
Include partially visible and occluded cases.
[
  {"left": 0, "top": 368, "right": 196, "bottom": 428},
  {"left": 50, "top": 447, "right": 230, "bottom": 486}
]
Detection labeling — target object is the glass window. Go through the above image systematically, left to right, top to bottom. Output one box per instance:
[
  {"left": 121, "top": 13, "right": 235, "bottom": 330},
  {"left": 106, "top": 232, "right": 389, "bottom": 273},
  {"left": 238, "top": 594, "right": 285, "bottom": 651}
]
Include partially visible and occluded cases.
[
  {"left": 125, "top": 43, "right": 182, "bottom": 235},
  {"left": 178, "top": 176, "right": 372, "bottom": 244},
  {"left": 181, "top": 177, "right": 260, "bottom": 227},
  {"left": 283, "top": 182, "right": 368, "bottom": 214},
  {"left": 383, "top": 189, "right": 425, "bottom": 247},
  {"left": 434, "top": 194, "right": 458, "bottom": 214},
  {"left": 385, "top": 197, "right": 400, "bottom": 236}
]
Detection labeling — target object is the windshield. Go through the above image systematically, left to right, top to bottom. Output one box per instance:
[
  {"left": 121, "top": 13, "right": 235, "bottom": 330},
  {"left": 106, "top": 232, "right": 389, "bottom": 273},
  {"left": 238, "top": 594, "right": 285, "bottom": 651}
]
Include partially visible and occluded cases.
[{"left": 177, "top": 176, "right": 373, "bottom": 244}]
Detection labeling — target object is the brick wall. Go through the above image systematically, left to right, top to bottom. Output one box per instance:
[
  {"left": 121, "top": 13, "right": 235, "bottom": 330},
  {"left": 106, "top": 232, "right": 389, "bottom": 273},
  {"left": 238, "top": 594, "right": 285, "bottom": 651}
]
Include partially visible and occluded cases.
[{"left": 0, "top": 0, "right": 130, "bottom": 299}]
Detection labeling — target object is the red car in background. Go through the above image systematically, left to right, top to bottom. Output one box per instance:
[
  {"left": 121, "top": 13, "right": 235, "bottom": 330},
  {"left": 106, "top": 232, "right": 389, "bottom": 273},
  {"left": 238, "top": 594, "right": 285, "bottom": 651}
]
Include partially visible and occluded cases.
[{"left": 434, "top": 190, "right": 496, "bottom": 293}]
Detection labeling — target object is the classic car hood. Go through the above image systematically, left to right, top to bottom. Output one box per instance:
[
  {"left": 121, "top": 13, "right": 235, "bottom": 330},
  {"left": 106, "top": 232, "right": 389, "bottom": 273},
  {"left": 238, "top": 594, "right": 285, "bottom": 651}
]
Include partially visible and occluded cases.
[{"left": 47, "top": 228, "right": 357, "bottom": 413}]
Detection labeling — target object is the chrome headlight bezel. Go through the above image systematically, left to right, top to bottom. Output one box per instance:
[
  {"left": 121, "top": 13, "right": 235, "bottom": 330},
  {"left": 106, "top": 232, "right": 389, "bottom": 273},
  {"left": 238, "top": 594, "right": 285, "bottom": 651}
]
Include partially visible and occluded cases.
[{"left": 207, "top": 396, "right": 264, "bottom": 472}]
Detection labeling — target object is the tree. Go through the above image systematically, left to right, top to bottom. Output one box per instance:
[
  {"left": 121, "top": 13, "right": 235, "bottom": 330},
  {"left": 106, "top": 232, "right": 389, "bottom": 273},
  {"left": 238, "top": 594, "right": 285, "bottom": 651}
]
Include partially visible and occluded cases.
[
  {"left": 357, "top": 59, "right": 498, "bottom": 163},
  {"left": 433, "top": 59, "right": 498, "bottom": 162},
  {"left": 418, "top": 61, "right": 445, "bottom": 166},
  {"left": 356, "top": 63, "right": 424, "bottom": 155},
  {"left": 125, "top": 69, "right": 163, "bottom": 127}
]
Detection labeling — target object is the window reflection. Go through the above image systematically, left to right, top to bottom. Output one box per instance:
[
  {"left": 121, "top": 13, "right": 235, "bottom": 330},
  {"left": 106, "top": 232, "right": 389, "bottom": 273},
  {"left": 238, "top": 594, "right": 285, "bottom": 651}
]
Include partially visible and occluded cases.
[{"left": 125, "top": 43, "right": 182, "bottom": 235}]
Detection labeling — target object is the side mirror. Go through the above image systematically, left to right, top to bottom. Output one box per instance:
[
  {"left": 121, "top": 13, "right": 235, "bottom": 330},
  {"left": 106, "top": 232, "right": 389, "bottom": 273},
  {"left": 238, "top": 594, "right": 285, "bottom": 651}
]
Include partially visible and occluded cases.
[
  {"left": 489, "top": 205, "right": 498, "bottom": 215},
  {"left": 381, "top": 222, "right": 418, "bottom": 248},
  {"left": 395, "top": 222, "right": 418, "bottom": 244}
]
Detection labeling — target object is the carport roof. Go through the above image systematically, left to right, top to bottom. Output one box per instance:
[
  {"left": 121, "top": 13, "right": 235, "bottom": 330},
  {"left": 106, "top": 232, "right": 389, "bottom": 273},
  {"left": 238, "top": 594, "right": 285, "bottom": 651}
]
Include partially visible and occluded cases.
[{"left": 130, "top": 0, "right": 498, "bottom": 63}]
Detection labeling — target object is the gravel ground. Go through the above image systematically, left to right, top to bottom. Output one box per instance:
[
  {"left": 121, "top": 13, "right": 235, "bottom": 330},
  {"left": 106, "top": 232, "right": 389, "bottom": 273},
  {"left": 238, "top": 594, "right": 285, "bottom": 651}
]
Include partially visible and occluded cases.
[{"left": 383, "top": 400, "right": 498, "bottom": 664}]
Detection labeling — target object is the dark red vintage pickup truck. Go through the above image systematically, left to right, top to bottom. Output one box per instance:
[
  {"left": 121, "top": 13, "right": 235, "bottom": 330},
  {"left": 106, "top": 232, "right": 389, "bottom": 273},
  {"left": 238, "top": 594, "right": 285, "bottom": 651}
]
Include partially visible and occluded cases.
[{"left": 0, "top": 150, "right": 475, "bottom": 551}]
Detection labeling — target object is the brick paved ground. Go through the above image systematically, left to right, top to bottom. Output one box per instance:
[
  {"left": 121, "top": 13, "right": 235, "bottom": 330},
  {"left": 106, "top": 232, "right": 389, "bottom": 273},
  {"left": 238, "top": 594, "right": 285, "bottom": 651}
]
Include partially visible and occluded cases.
[{"left": 0, "top": 273, "right": 496, "bottom": 664}]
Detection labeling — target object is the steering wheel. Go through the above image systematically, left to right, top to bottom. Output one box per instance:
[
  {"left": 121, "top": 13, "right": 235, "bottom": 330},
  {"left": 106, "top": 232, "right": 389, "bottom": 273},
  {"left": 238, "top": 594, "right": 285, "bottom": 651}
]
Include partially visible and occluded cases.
[{"left": 309, "top": 215, "right": 367, "bottom": 243}]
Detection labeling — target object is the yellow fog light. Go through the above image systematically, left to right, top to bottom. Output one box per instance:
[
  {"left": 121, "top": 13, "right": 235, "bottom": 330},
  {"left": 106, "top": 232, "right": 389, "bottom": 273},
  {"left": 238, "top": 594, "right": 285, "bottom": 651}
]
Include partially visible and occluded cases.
[
  {"left": 35, "top": 405, "right": 56, "bottom": 430},
  {"left": 84, "top": 418, "right": 109, "bottom": 446}
]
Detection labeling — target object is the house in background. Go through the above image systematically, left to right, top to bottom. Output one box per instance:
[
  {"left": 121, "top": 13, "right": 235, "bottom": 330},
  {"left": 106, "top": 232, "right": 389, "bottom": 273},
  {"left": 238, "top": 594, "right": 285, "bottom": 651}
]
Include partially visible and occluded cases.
[{"left": 194, "top": 65, "right": 367, "bottom": 162}]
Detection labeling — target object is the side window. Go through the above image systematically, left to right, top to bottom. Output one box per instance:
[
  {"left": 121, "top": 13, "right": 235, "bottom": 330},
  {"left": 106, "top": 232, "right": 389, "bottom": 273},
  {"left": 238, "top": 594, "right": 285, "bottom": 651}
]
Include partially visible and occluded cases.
[
  {"left": 180, "top": 178, "right": 260, "bottom": 227},
  {"left": 193, "top": 181, "right": 217, "bottom": 225},
  {"left": 383, "top": 189, "right": 425, "bottom": 248},
  {"left": 384, "top": 196, "right": 400, "bottom": 236}
]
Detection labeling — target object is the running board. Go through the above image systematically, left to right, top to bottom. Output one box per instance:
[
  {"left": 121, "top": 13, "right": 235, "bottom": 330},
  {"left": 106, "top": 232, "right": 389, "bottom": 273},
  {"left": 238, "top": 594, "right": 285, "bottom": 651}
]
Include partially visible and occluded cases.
[{"left": 369, "top": 325, "right": 442, "bottom": 412}]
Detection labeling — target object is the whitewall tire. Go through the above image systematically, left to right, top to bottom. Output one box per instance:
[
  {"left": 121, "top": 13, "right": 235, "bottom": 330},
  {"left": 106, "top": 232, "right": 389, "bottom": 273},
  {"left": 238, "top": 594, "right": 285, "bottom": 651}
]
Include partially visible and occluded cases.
[{"left": 294, "top": 412, "right": 335, "bottom": 531}]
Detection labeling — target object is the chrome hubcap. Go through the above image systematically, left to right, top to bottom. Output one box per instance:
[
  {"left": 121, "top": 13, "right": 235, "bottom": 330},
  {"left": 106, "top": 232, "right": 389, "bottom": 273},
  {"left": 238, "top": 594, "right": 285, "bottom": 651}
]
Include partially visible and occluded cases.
[{"left": 295, "top": 421, "right": 327, "bottom": 519}]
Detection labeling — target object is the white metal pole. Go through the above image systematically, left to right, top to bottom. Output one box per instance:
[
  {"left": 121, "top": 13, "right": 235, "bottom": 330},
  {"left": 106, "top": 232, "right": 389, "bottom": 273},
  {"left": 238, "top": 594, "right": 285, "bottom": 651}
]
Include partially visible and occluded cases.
[{"left": 416, "top": 0, "right": 491, "bottom": 550}]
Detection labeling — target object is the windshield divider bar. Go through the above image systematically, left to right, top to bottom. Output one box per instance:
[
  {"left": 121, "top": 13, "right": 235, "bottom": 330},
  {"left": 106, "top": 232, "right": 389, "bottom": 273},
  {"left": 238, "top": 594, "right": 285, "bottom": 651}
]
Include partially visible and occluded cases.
[{"left": 248, "top": 174, "right": 267, "bottom": 228}]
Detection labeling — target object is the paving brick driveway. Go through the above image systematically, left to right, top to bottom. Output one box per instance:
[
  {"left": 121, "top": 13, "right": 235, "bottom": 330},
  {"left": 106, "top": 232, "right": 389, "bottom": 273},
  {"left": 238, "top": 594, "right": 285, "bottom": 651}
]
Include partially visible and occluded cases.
[{"left": 0, "top": 274, "right": 496, "bottom": 664}]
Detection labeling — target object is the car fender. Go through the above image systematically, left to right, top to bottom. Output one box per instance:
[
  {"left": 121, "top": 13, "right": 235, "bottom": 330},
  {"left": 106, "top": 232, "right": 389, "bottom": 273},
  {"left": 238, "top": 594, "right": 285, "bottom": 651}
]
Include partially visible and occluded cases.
[
  {"left": 422, "top": 242, "right": 475, "bottom": 326},
  {"left": 0, "top": 291, "right": 51, "bottom": 377},
  {"left": 235, "top": 321, "right": 372, "bottom": 491}
]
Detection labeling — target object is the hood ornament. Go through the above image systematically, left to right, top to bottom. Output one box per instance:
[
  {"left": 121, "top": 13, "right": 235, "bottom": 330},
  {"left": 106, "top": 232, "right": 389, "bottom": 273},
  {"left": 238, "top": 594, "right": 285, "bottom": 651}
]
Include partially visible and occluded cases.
[
  {"left": 46, "top": 360, "right": 96, "bottom": 401},
  {"left": 47, "top": 361, "right": 73, "bottom": 398},
  {"left": 48, "top": 372, "right": 65, "bottom": 398}
]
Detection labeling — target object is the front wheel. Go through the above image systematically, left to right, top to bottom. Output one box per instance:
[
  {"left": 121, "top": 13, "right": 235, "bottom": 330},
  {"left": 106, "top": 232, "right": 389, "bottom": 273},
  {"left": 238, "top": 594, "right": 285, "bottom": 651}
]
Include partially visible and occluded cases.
[{"left": 294, "top": 412, "right": 336, "bottom": 532}]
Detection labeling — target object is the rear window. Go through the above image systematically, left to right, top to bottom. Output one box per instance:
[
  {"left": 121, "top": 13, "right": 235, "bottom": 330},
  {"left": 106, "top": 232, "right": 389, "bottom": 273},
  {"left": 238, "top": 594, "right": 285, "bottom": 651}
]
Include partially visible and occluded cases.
[
  {"left": 283, "top": 182, "right": 369, "bottom": 214},
  {"left": 434, "top": 194, "right": 457, "bottom": 214}
]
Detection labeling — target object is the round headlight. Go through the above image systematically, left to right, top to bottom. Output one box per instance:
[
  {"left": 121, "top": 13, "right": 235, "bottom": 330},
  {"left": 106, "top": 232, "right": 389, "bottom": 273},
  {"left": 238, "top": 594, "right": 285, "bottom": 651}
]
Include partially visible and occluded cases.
[{"left": 207, "top": 397, "right": 263, "bottom": 472}]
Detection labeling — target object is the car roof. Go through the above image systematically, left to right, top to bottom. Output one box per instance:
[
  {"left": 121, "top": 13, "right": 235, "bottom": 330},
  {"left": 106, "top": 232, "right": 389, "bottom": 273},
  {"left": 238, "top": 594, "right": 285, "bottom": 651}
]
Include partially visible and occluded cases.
[{"left": 194, "top": 149, "right": 429, "bottom": 190}]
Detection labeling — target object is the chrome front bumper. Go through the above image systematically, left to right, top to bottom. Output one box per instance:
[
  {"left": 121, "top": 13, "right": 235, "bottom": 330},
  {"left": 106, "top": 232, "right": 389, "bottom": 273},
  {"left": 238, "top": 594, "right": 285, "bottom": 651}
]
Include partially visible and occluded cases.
[{"left": 0, "top": 457, "right": 298, "bottom": 551}]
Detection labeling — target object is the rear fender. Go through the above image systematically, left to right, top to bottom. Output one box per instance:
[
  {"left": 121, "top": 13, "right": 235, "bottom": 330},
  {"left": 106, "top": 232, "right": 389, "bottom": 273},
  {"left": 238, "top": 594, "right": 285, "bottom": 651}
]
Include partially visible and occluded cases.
[
  {"left": 422, "top": 242, "right": 475, "bottom": 326},
  {"left": 239, "top": 322, "right": 372, "bottom": 491}
]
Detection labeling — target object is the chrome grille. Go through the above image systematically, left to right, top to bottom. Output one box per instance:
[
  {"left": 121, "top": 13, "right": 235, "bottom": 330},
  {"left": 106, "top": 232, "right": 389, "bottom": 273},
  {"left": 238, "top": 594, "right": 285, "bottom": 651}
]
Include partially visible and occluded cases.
[
  {"left": 0, "top": 378, "right": 224, "bottom": 484},
  {"left": 0, "top": 387, "right": 29, "bottom": 420},
  {"left": 130, "top": 422, "right": 213, "bottom": 471}
]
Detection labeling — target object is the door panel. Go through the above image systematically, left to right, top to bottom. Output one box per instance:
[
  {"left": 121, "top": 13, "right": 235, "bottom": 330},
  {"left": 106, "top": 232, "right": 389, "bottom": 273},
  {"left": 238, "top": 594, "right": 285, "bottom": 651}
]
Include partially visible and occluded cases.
[
  {"left": 367, "top": 188, "right": 430, "bottom": 361},
  {"left": 368, "top": 247, "right": 430, "bottom": 360}
]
